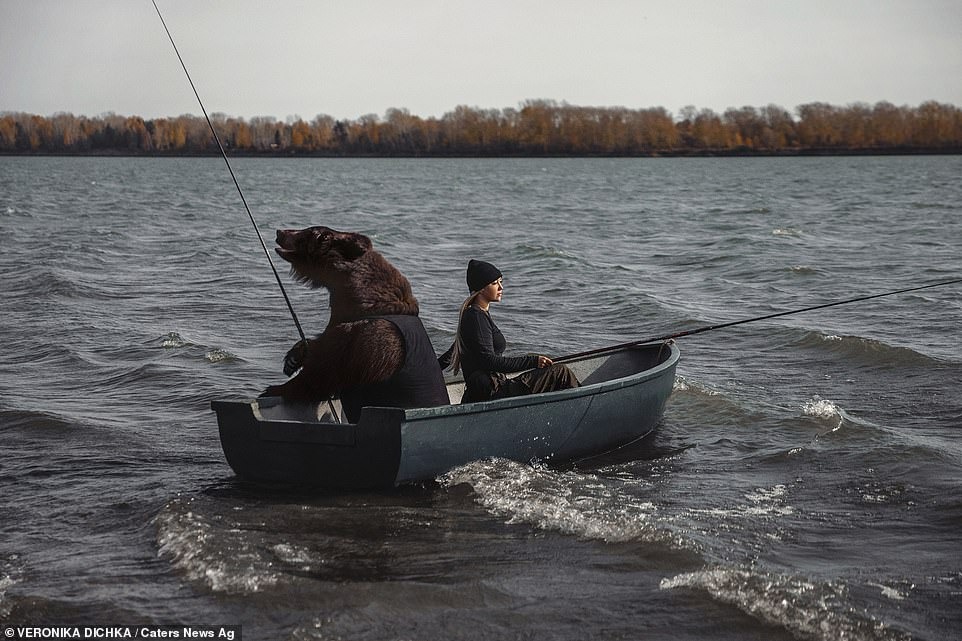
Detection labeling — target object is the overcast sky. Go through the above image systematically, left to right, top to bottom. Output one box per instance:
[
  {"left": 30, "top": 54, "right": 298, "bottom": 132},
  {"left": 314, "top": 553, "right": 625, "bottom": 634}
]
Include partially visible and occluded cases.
[{"left": 2, "top": 0, "right": 960, "bottom": 121}]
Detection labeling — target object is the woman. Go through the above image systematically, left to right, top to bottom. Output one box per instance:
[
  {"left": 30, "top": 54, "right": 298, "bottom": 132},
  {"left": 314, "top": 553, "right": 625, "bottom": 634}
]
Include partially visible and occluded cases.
[{"left": 439, "top": 259, "right": 579, "bottom": 403}]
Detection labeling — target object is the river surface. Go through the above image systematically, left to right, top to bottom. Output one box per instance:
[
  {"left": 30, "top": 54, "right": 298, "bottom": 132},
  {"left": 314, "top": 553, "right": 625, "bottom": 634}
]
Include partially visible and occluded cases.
[{"left": 1, "top": 156, "right": 961, "bottom": 640}]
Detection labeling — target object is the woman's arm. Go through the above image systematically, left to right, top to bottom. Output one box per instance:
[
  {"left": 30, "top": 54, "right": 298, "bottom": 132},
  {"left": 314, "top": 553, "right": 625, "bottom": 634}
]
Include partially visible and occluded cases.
[{"left": 461, "top": 308, "right": 538, "bottom": 373}]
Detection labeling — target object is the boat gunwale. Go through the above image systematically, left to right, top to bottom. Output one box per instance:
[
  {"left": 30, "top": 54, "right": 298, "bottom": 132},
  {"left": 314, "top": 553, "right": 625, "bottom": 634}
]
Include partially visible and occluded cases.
[
  {"left": 387, "top": 341, "right": 679, "bottom": 422},
  {"left": 215, "top": 342, "right": 678, "bottom": 427}
]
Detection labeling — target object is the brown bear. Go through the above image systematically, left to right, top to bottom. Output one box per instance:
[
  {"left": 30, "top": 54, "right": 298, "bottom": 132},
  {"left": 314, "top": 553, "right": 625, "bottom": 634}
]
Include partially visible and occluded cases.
[{"left": 262, "top": 226, "right": 450, "bottom": 422}]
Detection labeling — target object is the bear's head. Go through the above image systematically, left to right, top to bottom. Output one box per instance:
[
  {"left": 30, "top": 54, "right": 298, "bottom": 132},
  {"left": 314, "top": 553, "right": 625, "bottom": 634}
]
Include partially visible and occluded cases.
[
  {"left": 275, "top": 226, "right": 419, "bottom": 320},
  {"left": 275, "top": 226, "right": 372, "bottom": 281}
]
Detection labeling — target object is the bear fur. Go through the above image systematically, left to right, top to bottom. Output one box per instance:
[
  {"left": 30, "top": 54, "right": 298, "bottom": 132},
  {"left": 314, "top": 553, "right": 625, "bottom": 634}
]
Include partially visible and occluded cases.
[{"left": 262, "top": 226, "right": 421, "bottom": 404}]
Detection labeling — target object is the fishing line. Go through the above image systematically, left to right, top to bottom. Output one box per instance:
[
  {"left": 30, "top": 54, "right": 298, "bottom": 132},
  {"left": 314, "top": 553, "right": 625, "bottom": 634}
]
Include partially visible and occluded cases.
[
  {"left": 151, "top": 1, "right": 303, "bottom": 340},
  {"left": 152, "top": 1, "right": 340, "bottom": 421},
  {"left": 558, "top": 277, "right": 962, "bottom": 362}
]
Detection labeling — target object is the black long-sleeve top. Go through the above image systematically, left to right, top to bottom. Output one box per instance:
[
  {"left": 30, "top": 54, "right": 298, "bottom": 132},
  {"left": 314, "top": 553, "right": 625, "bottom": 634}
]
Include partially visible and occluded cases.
[{"left": 440, "top": 306, "right": 538, "bottom": 379}]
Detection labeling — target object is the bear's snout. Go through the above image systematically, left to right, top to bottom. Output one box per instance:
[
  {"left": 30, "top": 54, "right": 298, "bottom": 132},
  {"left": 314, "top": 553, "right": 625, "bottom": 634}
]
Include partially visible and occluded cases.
[{"left": 275, "top": 229, "right": 302, "bottom": 263}]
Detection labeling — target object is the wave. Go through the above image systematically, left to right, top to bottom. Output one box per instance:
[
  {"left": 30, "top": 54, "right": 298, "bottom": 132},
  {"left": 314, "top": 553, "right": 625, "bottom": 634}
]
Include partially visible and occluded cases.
[
  {"left": 706, "top": 206, "right": 772, "bottom": 215},
  {"left": 772, "top": 227, "right": 804, "bottom": 237},
  {"left": 510, "top": 243, "right": 583, "bottom": 263},
  {"left": 786, "top": 265, "right": 827, "bottom": 276},
  {"left": 4, "top": 267, "right": 137, "bottom": 301},
  {"left": 158, "top": 331, "right": 243, "bottom": 364},
  {"left": 160, "top": 331, "right": 195, "bottom": 349},
  {"left": 793, "top": 331, "right": 943, "bottom": 367},
  {"left": 1, "top": 341, "right": 83, "bottom": 367},
  {"left": 204, "top": 348, "right": 238, "bottom": 363},
  {"left": 93, "top": 361, "right": 190, "bottom": 390},
  {"left": 673, "top": 369, "right": 886, "bottom": 440},
  {"left": 669, "top": 373, "right": 893, "bottom": 459},
  {"left": 668, "top": 375, "right": 776, "bottom": 430},
  {"left": 672, "top": 375, "right": 721, "bottom": 397},
  {"left": 782, "top": 393, "right": 885, "bottom": 437},
  {"left": 802, "top": 396, "right": 843, "bottom": 420},
  {"left": 0, "top": 407, "right": 77, "bottom": 432},
  {"left": 436, "top": 450, "right": 925, "bottom": 641},
  {"left": 437, "top": 457, "right": 914, "bottom": 641},
  {"left": 439, "top": 459, "right": 693, "bottom": 551},
  {"left": 688, "top": 484, "right": 795, "bottom": 521},
  {"left": 154, "top": 491, "right": 452, "bottom": 593},
  {"left": 153, "top": 496, "right": 281, "bottom": 594},
  {"left": 0, "top": 554, "right": 24, "bottom": 619},
  {"left": 660, "top": 566, "right": 911, "bottom": 641}
]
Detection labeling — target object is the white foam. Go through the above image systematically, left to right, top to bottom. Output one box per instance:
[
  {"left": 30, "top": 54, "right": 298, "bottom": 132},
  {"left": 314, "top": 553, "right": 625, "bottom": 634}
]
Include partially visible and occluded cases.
[
  {"left": 772, "top": 228, "right": 802, "bottom": 236},
  {"left": 161, "top": 331, "right": 192, "bottom": 348},
  {"left": 205, "top": 348, "right": 236, "bottom": 363},
  {"left": 673, "top": 376, "right": 719, "bottom": 395},
  {"left": 803, "top": 397, "right": 841, "bottom": 420},
  {"left": 440, "top": 459, "right": 688, "bottom": 548},
  {"left": 692, "top": 484, "right": 794, "bottom": 519},
  {"left": 745, "top": 485, "right": 794, "bottom": 516},
  {"left": 154, "top": 498, "right": 279, "bottom": 593},
  {"left": 272, "top": 542, "right": 316, "bottom": 569},
  {"left": 0, "top": 554, "right": 23, "bottom": 618},
  {"left": 661, "top": 567, "right": 911, "bottom": 641},
  {"left": 0, "top": 571, "right": 18, "bottom": 619},
  {"left": 869, "top": 582, "right": 911, "bottom": 601}
]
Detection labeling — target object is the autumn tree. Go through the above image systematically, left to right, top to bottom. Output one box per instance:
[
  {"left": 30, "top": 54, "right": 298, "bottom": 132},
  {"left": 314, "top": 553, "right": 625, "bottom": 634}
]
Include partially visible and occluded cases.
[
  {"left": 2, "top": 101, "right": 960, "bottom": 156},
  {"left": 869, "top": 101, "right": 909, "bottom": 147},
  {"left": 913, "top": 101, "right": 960, "bottom": 148},
  {"left": 796, "top": 102, "right": 841, "bottom": 148},
  {"left": 0, "top": 115, "right": 17, "bottom": 151}
]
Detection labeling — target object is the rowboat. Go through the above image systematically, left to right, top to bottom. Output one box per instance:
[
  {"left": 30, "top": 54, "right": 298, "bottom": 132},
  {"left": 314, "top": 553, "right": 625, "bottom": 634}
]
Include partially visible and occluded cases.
[{"left": 211, "top": 341, "right": 679, "bottom": 489}]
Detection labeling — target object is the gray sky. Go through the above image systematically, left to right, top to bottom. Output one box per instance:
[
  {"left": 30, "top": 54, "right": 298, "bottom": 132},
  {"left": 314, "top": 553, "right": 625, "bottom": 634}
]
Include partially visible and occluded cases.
[{"left": 2, "top": 0, "right": 960, "bottom": 121}]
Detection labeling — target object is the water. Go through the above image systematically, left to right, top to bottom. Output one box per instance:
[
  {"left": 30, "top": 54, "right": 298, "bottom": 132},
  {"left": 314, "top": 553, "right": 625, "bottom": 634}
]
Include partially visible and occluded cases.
[{"left": 1, "top": 156, "right": 961, "bottom": 640}]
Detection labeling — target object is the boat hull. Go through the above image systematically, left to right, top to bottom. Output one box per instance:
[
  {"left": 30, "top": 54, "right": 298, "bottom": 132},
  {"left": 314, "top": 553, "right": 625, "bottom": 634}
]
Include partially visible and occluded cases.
[{"left": 212, "top": 342, "right": 679, "bottom": 488}]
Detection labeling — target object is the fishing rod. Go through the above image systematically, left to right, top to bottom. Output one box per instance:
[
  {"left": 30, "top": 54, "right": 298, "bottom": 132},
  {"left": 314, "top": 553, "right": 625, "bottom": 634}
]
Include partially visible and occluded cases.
[
  {"left": 152, "top": 1, "right": 340, "bottom": 421},
  {"left": 557, "top": 277, "right": 962, "bottom": 363}
]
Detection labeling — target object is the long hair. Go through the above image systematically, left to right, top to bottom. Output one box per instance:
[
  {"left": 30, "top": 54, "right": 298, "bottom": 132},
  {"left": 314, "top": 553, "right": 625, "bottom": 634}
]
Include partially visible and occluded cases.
[{"left": 447, "top": 291, "right": 480, "bottom": 375}]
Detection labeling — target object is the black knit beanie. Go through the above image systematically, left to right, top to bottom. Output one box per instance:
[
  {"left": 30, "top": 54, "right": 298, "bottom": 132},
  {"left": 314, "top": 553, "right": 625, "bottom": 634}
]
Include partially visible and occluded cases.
[{"left": 466, "top": 259, "right": 502, "bottom": 293}]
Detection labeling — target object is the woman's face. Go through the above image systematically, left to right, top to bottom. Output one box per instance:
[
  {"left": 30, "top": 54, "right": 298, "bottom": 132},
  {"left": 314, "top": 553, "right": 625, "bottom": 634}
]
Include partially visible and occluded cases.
[{"left": 478, "top": 278, "right": 503, "bottom": 305}]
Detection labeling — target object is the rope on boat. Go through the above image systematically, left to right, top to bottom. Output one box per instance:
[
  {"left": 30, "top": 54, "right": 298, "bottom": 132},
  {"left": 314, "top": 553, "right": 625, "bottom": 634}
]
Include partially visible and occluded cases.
[
  {"left": 152, "top": 1, "right": 340, "bottom": 422},
  {"left": 557, "top": 277, "right": 962, "bottom": 363}
]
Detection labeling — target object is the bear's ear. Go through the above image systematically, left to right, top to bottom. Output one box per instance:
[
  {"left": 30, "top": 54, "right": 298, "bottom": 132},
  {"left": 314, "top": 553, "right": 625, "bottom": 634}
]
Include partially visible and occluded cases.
[{"left": 332, "top": 231, "right": 372, "bottom": 260}]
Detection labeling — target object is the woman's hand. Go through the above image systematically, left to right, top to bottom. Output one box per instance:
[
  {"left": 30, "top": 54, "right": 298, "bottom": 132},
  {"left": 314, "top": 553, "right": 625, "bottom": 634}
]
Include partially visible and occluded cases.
[{"left": 537, "top": 355, "right": 553, "bottom": 368}]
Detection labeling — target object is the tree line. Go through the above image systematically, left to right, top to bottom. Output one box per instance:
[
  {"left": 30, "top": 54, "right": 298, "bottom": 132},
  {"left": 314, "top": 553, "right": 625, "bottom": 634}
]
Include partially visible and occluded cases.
[{"left": 2, "top": 100, "right": 961, "bottom": 156}]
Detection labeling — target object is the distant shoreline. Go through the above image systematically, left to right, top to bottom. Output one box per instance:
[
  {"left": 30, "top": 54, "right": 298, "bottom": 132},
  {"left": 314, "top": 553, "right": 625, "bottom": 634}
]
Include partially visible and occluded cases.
[
  {"left": 4, "top": 101, "right": 960, "bottom": 157},
  {"left": 3, "top": 147, "right": 960, "bottom": 158}
]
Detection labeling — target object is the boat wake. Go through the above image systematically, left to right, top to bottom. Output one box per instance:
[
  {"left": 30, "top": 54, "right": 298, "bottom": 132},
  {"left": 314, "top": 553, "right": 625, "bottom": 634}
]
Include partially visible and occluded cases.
[
  {"left": 672, "top": 375, "right": 720, "bottom": 397},
  {"left": 441, "top": 455, "right": 922, "bottom": 641},
  {"left": 440, "top": 459, "right": 691, "bottom": 550},
  {"left": 687, "top": 484, "right": 795, "bottom": 522},
  {"left": 153, "top": 496, "right": 280, "bottom": 594}
]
